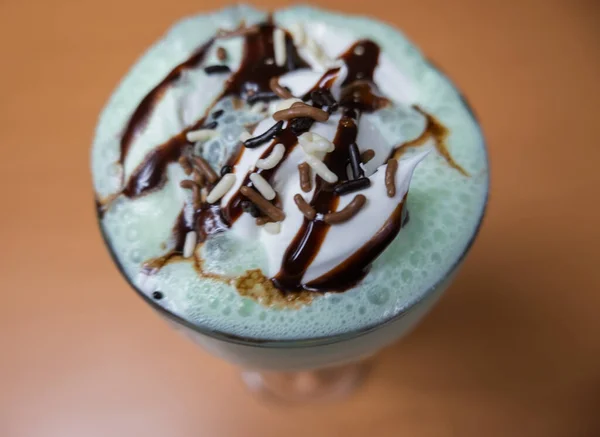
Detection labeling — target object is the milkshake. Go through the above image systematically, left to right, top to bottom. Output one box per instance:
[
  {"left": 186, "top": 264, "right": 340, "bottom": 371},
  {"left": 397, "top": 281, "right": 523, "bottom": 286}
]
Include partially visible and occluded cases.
[{"left": 92, "top": 6, "right": 487, "bottom": 371}]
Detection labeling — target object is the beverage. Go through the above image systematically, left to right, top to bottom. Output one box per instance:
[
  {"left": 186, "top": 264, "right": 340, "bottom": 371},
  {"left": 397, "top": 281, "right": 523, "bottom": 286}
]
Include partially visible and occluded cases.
[{"left": 92, "top": 5, "right": 487, "bottom": 374}]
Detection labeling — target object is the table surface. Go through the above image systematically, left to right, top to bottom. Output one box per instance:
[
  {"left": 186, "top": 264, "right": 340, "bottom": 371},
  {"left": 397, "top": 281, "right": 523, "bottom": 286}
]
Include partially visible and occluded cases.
[{"left": 1, "top": 0, "right": 599, "bottom": 436}]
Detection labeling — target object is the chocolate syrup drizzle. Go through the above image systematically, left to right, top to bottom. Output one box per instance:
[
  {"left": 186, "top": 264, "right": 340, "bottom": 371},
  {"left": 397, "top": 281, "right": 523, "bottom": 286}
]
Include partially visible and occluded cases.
[
  {"left": 104, "top": 23, "right": 461, "bottom": 293},
  {"left": 115, "top": 23, "right": 308, "bottom": 253},
  {"left": 118, "top": 39, "right": 215, "bottom": 169},
  {"left": 272, "top": 40, "right": 399, "bottom": 292},
  {"left": 339, "top": 40, "right": 390, "bottom": 112},
  {"left": 273, "top": 116, "right": 358, "bottom": 292}
]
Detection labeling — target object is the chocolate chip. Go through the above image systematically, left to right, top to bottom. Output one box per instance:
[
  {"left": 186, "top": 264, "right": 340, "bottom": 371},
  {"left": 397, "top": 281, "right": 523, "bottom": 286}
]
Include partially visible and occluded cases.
[{"left": 152, "top": 291, "right": 163, "bottom": 300}]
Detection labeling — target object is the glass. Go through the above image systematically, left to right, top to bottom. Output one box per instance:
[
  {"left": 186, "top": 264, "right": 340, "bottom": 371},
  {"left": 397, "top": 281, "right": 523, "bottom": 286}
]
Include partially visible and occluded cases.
[
  {"left": 96, "top": 70, "right": 488, "bottom": 403},
  {"left": 100, "top": 207, "right": 485, "bottom": 402}
]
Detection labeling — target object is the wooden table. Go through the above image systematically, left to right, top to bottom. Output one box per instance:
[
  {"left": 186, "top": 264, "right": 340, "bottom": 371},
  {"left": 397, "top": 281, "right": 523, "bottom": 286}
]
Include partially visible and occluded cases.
[{"left": 1, "top": 1, "right": 599, "bottom": 436}]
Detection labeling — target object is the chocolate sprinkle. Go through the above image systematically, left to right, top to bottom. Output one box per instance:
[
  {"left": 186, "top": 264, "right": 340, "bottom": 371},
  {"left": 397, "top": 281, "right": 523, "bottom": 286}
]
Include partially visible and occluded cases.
[
  {"left": 216, "top": 46, "right": 227, "bottom": 61},
  {"left": 204, "top": 65, "right": 231, "bottom": 74},
  {"left": 269, "top": 77, "right": 293, "bottom": 99},
  {"left": 247, "top": 91, "right": 279, "bottom": 105},
  {"left": 273, "top": 103, "right": 329, "bottom": 122},
  {"left": 212, "top": 109, "right": 224, "bottom": 119},
  {"left": 290, "top": 117, "right": 314, "bottom": 135},
  {"left": 203, "top": 120, "right": 218, "bottom": 130},
  {"left": 244, "top": 120, "right": 284, "bottom": 148},
  {"left": 348, "top": 142, "right": 364, "bottom": 179},
  {"left": 361, "top": 149, "right": 375, "bottom": 163},
  {"left": 178, "top": 156, "right": 193, "bottom": 175},
  {"left": 192, "top": 156, "right": 218, "bottom": 183},
  {"left": 385, "top": 159, "right": 398, "bottom": 197},
  {"left": 298, "top": 162, "right": 312, "bottom": 192},
  {"left": 220, "top": 165, "right": 233, "bottom": 176},
  {"left": 193, "top": 170, "right": 205, "bottom": 186},
  {"left": 334, "top": 177, "right": 371, "bottom": 195},
  {"left": 179, "top": 180, "right": 197, "bottom": 190},
  {"left": 239, "top": 186, "right": 285, "bottom": 222},
  {"left": 293, "top": 194, "right": 316, "bottom": 220},
  {"left": 324, "top": 194, "right": 366, "bottom": 224},
  {"left": 256, "top": 216, "right": 269, "bottom": 226},
  {"left": 152, "top": 291, "right": 163, "bottom": 300}
]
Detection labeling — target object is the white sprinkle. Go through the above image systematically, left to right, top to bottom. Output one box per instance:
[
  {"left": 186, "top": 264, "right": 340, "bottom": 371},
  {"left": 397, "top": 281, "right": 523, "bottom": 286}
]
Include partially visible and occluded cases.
[
  {"left": 288, "top": 23, "right": 305, "bottom": 46},
  {"left": 273, "top": 28, "right": 286, "bottom": 67},
  {"left": 354, "top": 45, "right": 365, "bottom": 56},
  {"left": 265, "top": 58, "right": 275, "bottom": 65},
  {"left": 274, "top": 97, "right": 302, "bottom": 113},
  {"left": 250, "top": 101, "right": 266, "bottom": 113},
  {"left": 186, "top": 129, "right": 218, "bottom": 142},
  {"left": 239, "top": 131, "right": 252, "bottom": 142},
  {"left": 298, "top": 132, "right": 335, "bottom": 160},
  {"left": 256, "top": 143, "right": 285, "bottom": 170},
  {"left": 305, "top": 154, "right": 338, "bottom": 183},
  {"left": 206, "top": 173, "right": 236, "bottom": 204},
  {"left": 249, "top": 173, "right": 276, "bottom": 200},
  {"left": 264, "top": 222, "right": 281, "bottom": 234},
  {"left": 183, "top": 231, "right": 197, "bottom": 258}
]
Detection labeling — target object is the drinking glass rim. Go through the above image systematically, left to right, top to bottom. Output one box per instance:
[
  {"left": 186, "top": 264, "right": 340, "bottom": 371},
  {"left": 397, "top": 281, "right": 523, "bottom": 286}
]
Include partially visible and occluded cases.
[{"left": 95, "top": 62, "right": 489, "bottom": 349}]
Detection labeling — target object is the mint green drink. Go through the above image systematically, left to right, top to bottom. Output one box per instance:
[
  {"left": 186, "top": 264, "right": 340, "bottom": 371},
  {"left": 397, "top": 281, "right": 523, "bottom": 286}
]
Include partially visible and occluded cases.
[{"left": 92, "top": 5, "right": 487, "bottom": 373}]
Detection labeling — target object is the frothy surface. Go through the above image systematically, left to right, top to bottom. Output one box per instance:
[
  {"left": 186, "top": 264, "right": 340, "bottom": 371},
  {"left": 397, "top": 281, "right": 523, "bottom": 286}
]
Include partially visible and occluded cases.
[{"left": 92, "top": 6, "right": 488, "bottom": 340}]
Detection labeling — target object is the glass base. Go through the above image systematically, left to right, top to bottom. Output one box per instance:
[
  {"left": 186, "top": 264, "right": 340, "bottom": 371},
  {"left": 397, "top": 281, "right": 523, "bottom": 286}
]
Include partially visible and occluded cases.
[{"left": 241, "top": 360, "right": 370, "bottom": 403}]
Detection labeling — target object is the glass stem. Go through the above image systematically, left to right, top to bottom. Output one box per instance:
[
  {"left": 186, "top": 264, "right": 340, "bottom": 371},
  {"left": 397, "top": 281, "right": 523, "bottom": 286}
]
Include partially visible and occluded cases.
[{"left": 240, "top": 359, "right": 371, "bottom": 403}]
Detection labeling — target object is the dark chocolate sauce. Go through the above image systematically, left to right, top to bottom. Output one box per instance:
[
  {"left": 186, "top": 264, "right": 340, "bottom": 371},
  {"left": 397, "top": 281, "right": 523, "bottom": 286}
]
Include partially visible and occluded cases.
[
  {"left": 118, "top": 23, "right": 310, "bottom": 250},
  {"left": 121, "top": 24, "right": 308, "bottom": 201},
  {"left": 222, "top": 24, "right": 309, "bottom": 98},
  {"left": 118, "top": 39, "right": 214, "bottom": 167},
  {"left": 339, "top": 40, "right": 390, "bottom": 112},
  {"left": 342, "top": 40, "right": 380, "bottom": 84},
  {"left": 303, "top": 68, "right": 341, "bottom": 101},
  {"left": 340, "top": 82, "right": 390, "bottom": 112},
  {"left": 272, "top": 117, "right": 358, "bottom": 292},
  {"left": 122, "top": 132, "right": 189, "bottom": 198},
  {"left": 306, "top": 197, "right": 407, "bottom": 291},
  {"left": 195, "top": 204, "right": 229, "bottom": 242},
  {"left": 172, "top": 209, "right": 191, "bottom": 251}
]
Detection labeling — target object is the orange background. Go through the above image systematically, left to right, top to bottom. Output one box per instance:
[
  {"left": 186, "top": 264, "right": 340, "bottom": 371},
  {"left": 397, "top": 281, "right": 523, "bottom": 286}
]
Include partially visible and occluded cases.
[{"left": 1, "top": 0, "right": 599, "bottom": 436}]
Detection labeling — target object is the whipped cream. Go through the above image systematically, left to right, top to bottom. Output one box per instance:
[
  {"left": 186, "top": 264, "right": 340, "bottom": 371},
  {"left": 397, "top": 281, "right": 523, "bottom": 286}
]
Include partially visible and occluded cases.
[
  {"left": 96, "top": 19, "right": 450, "bottom": 295},
  {"left": 221, "top": 64, "right": 429, "bottom": 285}
]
